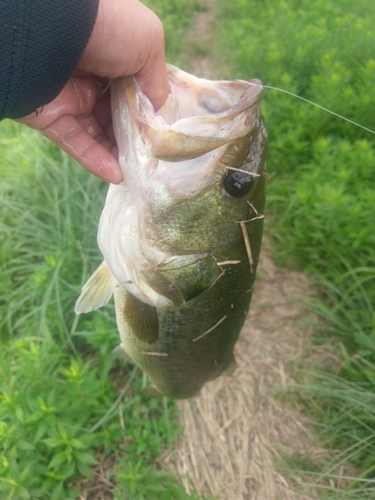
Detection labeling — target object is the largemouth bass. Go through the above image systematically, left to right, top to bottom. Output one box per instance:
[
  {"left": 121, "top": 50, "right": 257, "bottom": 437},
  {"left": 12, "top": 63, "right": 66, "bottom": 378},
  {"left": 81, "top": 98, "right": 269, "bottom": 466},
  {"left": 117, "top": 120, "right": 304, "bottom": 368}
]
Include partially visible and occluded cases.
[{"left": 75, "top": 65, "right": 267, "bottom": 399}]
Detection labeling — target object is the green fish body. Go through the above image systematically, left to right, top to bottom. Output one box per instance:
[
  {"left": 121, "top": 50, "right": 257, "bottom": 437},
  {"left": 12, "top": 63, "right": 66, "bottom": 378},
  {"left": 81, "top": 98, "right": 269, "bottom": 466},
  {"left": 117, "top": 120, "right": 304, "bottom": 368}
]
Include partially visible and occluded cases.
[{"left": 76, "top": 65, "right": 267, "bottom": 399}]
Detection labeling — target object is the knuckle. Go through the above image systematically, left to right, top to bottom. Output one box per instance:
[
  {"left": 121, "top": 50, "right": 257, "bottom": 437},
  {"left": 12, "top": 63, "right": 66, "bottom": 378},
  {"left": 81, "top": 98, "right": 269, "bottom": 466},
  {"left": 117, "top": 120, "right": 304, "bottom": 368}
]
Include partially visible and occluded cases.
[{"left": 149, "top": 13, "right": 165, "bottom": 48}]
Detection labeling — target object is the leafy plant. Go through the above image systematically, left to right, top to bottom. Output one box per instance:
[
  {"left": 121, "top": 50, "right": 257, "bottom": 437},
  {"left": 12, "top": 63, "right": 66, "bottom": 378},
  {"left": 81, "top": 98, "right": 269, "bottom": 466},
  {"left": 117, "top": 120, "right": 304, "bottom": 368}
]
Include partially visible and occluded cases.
[
  {"left": 216, "top": 0, "right": 375, "bottom": 494},
  {"left": 0, "top": 66, "right": 200, "bottom": 500},
  {"left": 0, "top": 334, "right": 116, "bottom": 499},
  {"left": 114, "top": 457, "right": 207, "bottom": 500}
]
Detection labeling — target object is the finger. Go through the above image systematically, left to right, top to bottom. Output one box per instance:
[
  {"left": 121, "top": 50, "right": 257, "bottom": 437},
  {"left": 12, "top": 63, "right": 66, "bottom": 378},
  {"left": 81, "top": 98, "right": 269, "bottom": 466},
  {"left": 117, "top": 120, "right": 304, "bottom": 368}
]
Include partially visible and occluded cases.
[
  {"left": 76, "top": 0, "right": 170, "bottom": 111},
  {"left": 135, "top": 16, "right": 170, "bottom": 111},
  {"left": 136, "top": 57, "right": 170, "bottom": 112},
  {"left": 17, "top": 77, "right": 108, "bottom": 130},
  {"left": 93, "top": 93, "right": 115, "bottom": 142},
  {"left": 76, "top": 112, "right": 110, "bottom": 148},
  {"left": 42, "top": 115, "right": 122, "bottom": 183}
]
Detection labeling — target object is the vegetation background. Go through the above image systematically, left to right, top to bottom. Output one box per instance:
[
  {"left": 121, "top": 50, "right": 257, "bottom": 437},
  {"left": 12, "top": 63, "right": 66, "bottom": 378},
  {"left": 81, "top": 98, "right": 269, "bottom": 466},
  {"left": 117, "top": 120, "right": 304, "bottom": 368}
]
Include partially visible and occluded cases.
[
  {"left": 0, "top": 0, "right": 374, "bottom": 498},
  {"left": 215, "top": 0, "right": 375, "bottom": 496}
]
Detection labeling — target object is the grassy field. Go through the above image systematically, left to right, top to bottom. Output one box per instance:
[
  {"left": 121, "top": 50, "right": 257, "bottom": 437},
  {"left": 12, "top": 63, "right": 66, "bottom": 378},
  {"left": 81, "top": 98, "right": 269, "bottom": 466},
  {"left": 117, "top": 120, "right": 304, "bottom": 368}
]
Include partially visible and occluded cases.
[{"left": 216, "top": 0, "right": 375, "bottom": 496}]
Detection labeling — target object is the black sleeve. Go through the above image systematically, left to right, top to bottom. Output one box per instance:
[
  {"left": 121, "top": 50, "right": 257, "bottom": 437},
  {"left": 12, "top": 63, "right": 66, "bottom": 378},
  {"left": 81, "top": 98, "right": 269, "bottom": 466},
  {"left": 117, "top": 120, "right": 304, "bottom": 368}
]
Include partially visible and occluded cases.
[{"left": 0, "top": 0, "right": 99, "bottom": 120}]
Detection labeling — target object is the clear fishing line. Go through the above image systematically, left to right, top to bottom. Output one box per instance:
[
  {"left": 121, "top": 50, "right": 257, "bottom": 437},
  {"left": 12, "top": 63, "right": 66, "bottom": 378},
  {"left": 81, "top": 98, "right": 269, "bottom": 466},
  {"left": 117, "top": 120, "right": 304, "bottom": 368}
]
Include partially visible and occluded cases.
[{"left": 245, "top": 80, "right": 375, "bottom": 136}]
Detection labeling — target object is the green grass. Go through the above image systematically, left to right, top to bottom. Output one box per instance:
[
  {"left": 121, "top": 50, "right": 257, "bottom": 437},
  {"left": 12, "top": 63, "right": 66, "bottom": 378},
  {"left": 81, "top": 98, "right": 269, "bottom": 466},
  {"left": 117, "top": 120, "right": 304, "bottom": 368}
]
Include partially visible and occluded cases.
[
  {"left": 216, "top": 0, "right": 375, "bottom": 495},
  {"left": 0, "top": 1, "right": 210, "bottom": 497},
  {"left": 0, "top": 122, "right": 205, "bottom": 499},
  {"left": 279, "top": 366, "right": 375, "bottom": 498}
]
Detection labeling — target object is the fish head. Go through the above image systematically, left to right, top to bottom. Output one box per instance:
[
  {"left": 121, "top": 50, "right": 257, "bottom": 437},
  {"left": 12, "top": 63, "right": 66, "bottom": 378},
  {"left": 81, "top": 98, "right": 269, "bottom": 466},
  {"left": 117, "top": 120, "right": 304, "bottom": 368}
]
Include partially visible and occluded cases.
[{"left": 99, "top": 65, "right": 267, "bottom": 309}]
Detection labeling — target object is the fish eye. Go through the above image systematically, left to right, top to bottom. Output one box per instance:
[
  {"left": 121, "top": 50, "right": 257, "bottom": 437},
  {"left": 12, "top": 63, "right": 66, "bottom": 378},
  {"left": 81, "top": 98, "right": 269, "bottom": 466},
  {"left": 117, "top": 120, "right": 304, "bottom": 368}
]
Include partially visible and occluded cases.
[{"left": 223, "top": 170, "right": 254, "bottom": 197}]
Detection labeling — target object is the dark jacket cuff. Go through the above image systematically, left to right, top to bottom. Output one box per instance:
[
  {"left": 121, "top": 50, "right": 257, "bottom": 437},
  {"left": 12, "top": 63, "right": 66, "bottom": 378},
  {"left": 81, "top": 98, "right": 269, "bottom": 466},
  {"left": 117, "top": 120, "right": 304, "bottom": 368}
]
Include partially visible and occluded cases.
[{"left": 0, "top": 0, "right": 99, "bottom": 120}]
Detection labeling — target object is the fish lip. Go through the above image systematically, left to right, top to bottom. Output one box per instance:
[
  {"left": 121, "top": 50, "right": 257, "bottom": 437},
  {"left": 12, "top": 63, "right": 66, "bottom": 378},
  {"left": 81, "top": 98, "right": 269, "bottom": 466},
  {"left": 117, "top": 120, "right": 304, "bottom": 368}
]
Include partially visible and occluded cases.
[
  {"left": 247, "top": 78, "right": 263, "bottom": 88},
  {"left": 247, "top": 78, "right": 264, "bottom": 98},
  {"left": 235, "top": 79, "right": 264, "bottom": 108},
  {"left": 212, "top": 80, "right": 263, "bottom": 119}
]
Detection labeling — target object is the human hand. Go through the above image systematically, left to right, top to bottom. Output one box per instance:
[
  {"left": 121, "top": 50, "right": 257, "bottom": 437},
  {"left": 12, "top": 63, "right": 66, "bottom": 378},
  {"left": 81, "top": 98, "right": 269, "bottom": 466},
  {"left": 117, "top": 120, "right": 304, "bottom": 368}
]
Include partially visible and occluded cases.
[{"left": 17, "top": 0, "right": 169, "bottom": 184}]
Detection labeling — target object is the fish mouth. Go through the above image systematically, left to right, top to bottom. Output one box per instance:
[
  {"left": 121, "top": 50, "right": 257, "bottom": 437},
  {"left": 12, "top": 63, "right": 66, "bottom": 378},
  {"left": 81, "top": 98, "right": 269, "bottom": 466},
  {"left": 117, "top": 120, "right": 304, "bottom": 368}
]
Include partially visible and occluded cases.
[
  {"left": 110, "top": 65, "right": 264, "bottom": 165},
  {"left": 149, "top": 67, "right": 264, "bottom": 162}
]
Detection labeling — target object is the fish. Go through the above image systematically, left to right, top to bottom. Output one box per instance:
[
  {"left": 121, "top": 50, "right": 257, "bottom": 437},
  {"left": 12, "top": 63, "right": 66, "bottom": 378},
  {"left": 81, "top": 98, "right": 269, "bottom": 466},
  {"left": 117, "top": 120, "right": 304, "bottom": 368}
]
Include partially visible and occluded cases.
[{"left": 75, "top": 65, "right": 267, "bottom": 399}]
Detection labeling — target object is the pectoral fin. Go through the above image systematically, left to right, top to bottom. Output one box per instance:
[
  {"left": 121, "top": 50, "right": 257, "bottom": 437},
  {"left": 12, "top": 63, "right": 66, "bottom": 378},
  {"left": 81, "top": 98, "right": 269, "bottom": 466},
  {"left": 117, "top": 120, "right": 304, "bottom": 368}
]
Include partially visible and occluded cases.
[
  {"left": 154, "top": 253, "right": 221, "bottom": 305},
  {"left": 75, "top": 261, "right": 113, "bottom": 314},
  {"left": 123, "top": 291, "right": 159, "bottom": 344}
]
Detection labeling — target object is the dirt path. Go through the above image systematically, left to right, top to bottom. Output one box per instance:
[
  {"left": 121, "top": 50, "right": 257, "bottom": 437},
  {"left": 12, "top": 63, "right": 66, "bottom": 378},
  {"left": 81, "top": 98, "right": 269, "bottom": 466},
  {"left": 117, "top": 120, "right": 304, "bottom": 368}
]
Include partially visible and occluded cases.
[{"left": 159, "top": 4, "right": 329, "bottom": 499}]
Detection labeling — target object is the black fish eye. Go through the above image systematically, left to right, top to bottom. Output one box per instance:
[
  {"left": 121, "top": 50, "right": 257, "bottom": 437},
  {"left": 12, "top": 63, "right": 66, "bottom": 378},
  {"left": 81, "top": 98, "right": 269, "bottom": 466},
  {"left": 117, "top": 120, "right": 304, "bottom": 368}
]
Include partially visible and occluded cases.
[{"left": 223, "top": 170, "right": 254, "bottom": 197}]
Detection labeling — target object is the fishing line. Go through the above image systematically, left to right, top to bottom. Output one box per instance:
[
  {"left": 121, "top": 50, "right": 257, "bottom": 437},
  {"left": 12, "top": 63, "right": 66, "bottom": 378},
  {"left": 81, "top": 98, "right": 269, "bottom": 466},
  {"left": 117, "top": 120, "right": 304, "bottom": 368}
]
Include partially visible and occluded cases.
[{"left": 247, "top": 81, "right": 375, "bottom": 136}]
